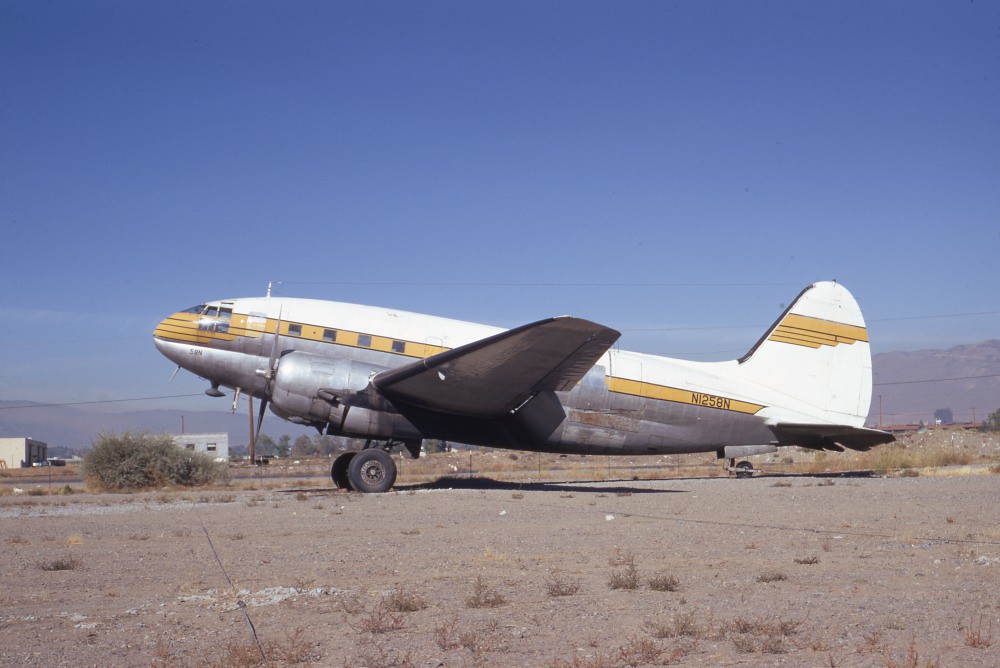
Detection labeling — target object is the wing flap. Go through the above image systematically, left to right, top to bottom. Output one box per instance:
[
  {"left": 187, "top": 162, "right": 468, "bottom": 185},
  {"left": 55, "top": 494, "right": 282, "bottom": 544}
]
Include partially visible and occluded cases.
[{"left": 372, "top": 317, "right": 620, "bottom": 418}]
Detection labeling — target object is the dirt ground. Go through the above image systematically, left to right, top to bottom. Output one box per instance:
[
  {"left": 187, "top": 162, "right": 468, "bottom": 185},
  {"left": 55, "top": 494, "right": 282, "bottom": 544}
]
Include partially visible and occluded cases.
[{"left": 1, "top": 471, "right": 998, "bottom": 667}]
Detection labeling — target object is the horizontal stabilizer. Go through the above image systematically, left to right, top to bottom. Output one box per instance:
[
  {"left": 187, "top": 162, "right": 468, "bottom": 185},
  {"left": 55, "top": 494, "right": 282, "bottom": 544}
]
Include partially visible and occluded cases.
[
  {"left": 373, "top": 317, "right": 620, "bottom": 418},
  {"left": 770, "top": 423, "right": 895, "bottom": 452}
]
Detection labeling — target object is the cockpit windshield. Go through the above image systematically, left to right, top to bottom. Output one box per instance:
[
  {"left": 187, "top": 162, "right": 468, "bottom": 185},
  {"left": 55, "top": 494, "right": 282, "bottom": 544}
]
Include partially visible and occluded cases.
[{"left": 182, "top": 304, "right": 207, "bottom": 314}]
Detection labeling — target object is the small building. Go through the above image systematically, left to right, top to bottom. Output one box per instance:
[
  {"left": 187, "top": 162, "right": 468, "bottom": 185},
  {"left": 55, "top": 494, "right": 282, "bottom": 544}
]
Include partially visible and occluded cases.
[
  {"left": 933, "top": 408, "right": 954, "bottom": 425},
  {"left": 167, "top": 432, "right": 229, "bottom": 461},
  {"left": 0, "top": 438, "right": 48, "bottom": 468}
]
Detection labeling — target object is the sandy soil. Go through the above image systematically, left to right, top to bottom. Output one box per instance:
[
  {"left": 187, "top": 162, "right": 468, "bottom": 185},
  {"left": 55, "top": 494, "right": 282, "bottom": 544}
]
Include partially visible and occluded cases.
[{"left": 1, "top": 472, "right": 998, "bottom": 667}]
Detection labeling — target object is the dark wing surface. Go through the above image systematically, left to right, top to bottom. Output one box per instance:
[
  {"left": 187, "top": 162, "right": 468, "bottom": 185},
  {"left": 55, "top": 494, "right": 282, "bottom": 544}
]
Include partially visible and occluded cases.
[{"left": 373, "top": 317, "right": 620, "bottom": 417}]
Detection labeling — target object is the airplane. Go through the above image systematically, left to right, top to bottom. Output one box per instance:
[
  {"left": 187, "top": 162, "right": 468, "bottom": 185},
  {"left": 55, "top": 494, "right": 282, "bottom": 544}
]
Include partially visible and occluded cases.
[{"left": 153, "top": 281, "right": 894, "bottom": 492}]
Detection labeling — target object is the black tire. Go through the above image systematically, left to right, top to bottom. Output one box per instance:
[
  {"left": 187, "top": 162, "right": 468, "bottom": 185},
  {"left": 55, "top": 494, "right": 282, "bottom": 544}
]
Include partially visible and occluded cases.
[
  {"left": 347, "top": 449, "right": 397, "bottom": 493},
  {"left": 331, "top": 452, "right": 356, "bottom": 490},
  {"left": 735, "top": 460, "right": 754, "bottom": 479}
]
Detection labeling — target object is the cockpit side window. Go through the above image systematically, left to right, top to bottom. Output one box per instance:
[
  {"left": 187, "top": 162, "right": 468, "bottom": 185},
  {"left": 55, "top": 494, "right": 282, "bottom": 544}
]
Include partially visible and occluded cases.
[{"left": 182, "top": 305, "right": 206, "bottom": 314}]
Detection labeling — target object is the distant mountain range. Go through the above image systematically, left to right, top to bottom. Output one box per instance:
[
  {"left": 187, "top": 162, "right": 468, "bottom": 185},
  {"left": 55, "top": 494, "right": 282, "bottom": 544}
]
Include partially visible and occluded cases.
[
  {"left": 871, "top": 339, "right": 1000, "bottom": 427},
  {"left": 3, "top": 340, "right": 998, "bottom": 451}
]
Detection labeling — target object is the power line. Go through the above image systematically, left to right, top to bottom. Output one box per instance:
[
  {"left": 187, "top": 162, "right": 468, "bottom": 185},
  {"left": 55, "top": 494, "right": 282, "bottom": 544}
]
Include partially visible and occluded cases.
[
  {"left": 874, "top": 374, "right": 1000, "bottom": 386},
  {"left": 0, "top": 393, "right": 206, "bottom": 411}
]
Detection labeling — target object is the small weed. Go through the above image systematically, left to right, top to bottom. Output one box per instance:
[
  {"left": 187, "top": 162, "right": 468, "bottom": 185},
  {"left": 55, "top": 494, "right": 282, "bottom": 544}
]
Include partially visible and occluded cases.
[
  {"left": 817, "top": 478, "right": 835, "bottom": 486},
  {"left": 771, "top": 481, "right": 792, "bottom": 487},
  {"left": 295, "top": 492, "right": 308, "bottom": 501},
  {"left": 511, "top": 492, "right": 524, "bottom": 500},
  {"left": 400, "top": 528, "right": 420, "bottom": 536},
  {"left": 129, "top": 533, "right": 151, "bottom": 541},
  {"left": 231, "top": 533, "right": 245, "bottom": 541},
  {"left": 66, "top": 534, "right": 84, "bottom": 546},
  {"left": 9, "top": 535, "right": 29, "bottom": 545},
  {"left": 607, "top": 551, "right": 640, "bottom": 590},
  {"left": 794, "top": 555, "right": 820, "bottom": 565},
  {"left": 39, "top": 556, "right": 82, "bottom": 571},
  {"left": 607, "top": 562, "right": 640, "bottom": 590},
  {"left": 757, "top": 570, "right": 788, "bottom": 583},
  {"left": 544, "top": 573, "right": 582, "bottom": 597},
  {"left": 647, "top": 573, "right": 680, "bottom": 592},
  {"left": 465, "top": 576, "right": 506, "bottom": 608},
  {"left": 386, "top": 586, "right": 427, "bottom": 612},
  {"left": 357, "top": 598, "right": 406, "bottom": 634},
  {"left": 672, "top": 611, "right": 699, "bottom": 637},
  {"left": 964, "top": 615, "right": 994, "bottom": 648},
  {"left": 434, "top": 616, "right": 460, "bottom": 650},
  {"left": 859, "top": 628, "right": 884, "bottom": 653},
  {"left": 617, "top": 635, "right": 661, "bottom": 664},
  {"left": 882, "top": 637, "right": 940, "bottom": 668}
]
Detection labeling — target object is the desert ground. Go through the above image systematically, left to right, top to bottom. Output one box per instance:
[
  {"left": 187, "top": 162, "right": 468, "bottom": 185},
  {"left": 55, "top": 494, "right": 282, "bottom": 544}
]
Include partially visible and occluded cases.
[{"left": 1, "top": 437, "right": 998, "bottom": 667}]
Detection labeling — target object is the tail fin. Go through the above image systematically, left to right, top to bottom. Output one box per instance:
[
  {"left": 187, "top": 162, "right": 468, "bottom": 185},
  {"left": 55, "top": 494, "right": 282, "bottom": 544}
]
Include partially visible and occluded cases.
[{"left": 738, "top": 281, "right": 872, "bottom": 427}]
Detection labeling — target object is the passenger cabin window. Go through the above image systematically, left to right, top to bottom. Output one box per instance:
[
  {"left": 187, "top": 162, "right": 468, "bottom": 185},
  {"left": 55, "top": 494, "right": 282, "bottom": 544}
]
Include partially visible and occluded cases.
[
  {"left": 288, "top": 324, "right": 302, "bottom": 336},
  {"left": 323, "top": 329, "right": 337, "bottom": 342},
  {"left": 357, "top": 334, "right": 372, "bottom": 348},
  {"left": 391, "top": 340, "right": 406, "bottom": 354}
]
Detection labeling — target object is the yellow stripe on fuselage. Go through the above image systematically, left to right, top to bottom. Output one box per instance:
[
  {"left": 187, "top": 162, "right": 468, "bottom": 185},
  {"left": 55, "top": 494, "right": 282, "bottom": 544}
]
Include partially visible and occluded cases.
[
  {"left": 155, "top": 312, "right": 450, "bottom": 359},
  {"left": 768, "top": 314, "right": 867, "bottom": 349},
  {"left": 606, "top": 377, "right": 764, "bottom": 415}
]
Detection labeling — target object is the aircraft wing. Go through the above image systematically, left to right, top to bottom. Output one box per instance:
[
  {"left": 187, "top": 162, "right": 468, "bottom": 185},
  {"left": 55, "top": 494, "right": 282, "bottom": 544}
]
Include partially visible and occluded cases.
[
  {"left": 372, "top": 317, "right": 621, "bottom": 418},
  {"left": 770, "top": 423, "right": 896, "bottom": 452}
]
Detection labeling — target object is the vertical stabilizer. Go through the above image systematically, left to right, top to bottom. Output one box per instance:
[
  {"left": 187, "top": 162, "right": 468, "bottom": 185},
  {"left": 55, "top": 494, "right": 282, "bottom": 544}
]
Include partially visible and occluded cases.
[{"left": 738, "top": 282, "right": 872, "bottom": 427}]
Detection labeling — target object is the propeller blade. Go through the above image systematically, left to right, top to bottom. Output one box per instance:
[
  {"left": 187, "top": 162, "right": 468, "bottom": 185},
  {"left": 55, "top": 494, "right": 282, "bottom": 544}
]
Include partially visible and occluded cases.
[
  {"left": 268, "top": 304, "right": 283, "bottom": 373},
  {"left": 255, "top": 396, "right": 268, "bottom": 442}
]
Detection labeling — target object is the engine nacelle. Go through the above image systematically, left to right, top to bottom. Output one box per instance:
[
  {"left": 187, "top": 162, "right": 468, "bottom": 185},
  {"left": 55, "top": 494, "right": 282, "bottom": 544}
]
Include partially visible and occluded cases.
[{"left": 270, "top": 352, "right": 387, "bottom": 426}]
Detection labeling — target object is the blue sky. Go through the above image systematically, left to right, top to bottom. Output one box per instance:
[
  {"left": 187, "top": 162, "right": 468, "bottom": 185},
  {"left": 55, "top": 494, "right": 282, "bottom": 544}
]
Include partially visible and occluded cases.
[{"left": 1, "top": 1, "right": 998, "bottom": 413}]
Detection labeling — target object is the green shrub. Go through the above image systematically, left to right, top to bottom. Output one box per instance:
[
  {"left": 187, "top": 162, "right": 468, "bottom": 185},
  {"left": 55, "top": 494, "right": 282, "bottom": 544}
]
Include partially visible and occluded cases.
[{"left": 83, "top": 432, "right": 227, "bottom": 491}]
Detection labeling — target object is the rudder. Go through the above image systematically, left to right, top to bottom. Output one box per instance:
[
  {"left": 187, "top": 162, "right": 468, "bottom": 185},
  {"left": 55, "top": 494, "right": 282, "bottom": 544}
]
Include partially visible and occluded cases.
[{"left": 738, "top": 282, "right": 872, "bottom": 427}]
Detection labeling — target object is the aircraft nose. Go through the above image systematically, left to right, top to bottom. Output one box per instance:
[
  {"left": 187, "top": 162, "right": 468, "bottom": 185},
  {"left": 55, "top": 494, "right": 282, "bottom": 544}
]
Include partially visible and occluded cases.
[{"left": 153, "top": 310, "right": 202, "bottom": 344}]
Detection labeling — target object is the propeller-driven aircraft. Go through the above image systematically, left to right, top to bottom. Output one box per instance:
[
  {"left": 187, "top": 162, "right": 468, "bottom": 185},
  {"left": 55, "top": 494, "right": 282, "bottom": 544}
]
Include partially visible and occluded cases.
[{"left": 154, "top": 281, "right": 893, "bottom": 492}]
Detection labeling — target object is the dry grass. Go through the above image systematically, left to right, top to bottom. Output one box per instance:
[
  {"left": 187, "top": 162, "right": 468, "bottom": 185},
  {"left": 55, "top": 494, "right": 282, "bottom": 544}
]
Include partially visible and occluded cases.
[
  {"left": 606, "top": 552, "right": 640, "bottom": 590},
  {"left": 38, "top": 556, "right": 82, "bottom": 571},
  {"left": 757, "top": 570, "right": 788, "bottom": 583},
  {"left": 545, "top": 572, "right": 582, "bottom": 597},
  {"left": 647, "top": 573, "right": 680, "bottom": 591},
  {"left": 465, "top": 576, "right": 507, "bottom": 608},
  {"left": 385, "top": 586, "right": 427, "bottom": 612},
  {"left": 356, "top": 598, "right": 406, "bottom": 634},
  {"left": 963, "top": 615, "right": 994, "bottom": 649},
  {"left": 203, "top": 627, "right": 315, "bottom": 666},
  {"left": 881, "top": 638, "right": 941, "bottom": 668}
]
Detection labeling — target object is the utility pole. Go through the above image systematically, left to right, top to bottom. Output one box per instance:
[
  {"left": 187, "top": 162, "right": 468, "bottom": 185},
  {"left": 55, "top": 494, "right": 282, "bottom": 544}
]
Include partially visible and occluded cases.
[{"left": 248, "top": 395, "right": 256, "bottom": 464}]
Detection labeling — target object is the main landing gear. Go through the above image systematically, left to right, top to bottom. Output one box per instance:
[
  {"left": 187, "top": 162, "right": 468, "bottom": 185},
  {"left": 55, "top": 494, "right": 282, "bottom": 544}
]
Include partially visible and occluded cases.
[{"left": 331, "top": 441, "right": 416, "bottom": 493}]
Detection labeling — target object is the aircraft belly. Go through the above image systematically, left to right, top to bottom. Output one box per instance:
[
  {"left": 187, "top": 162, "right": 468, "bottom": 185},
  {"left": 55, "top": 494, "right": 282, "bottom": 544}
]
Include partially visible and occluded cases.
[{"left": 552, "top": 393, "right": 776, "bottom": 456}]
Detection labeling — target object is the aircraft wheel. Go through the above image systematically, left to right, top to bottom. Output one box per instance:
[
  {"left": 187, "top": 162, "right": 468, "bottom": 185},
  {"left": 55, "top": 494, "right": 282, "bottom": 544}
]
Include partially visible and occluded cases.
[
  {"left": 347, "top": 449, "right": 397, "bottom": 493},
  {"left": 331, "top": 452, "right": 355, "bottom": 490},
  {"left": 734, "top": 460, "right": 754, "bottom": 479}
]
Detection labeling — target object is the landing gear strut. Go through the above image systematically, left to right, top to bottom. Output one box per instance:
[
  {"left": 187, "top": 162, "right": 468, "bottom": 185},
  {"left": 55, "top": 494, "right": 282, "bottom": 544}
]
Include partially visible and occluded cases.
[{"left": 331, "top": 444, "right": 398, "bottom": 493}]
